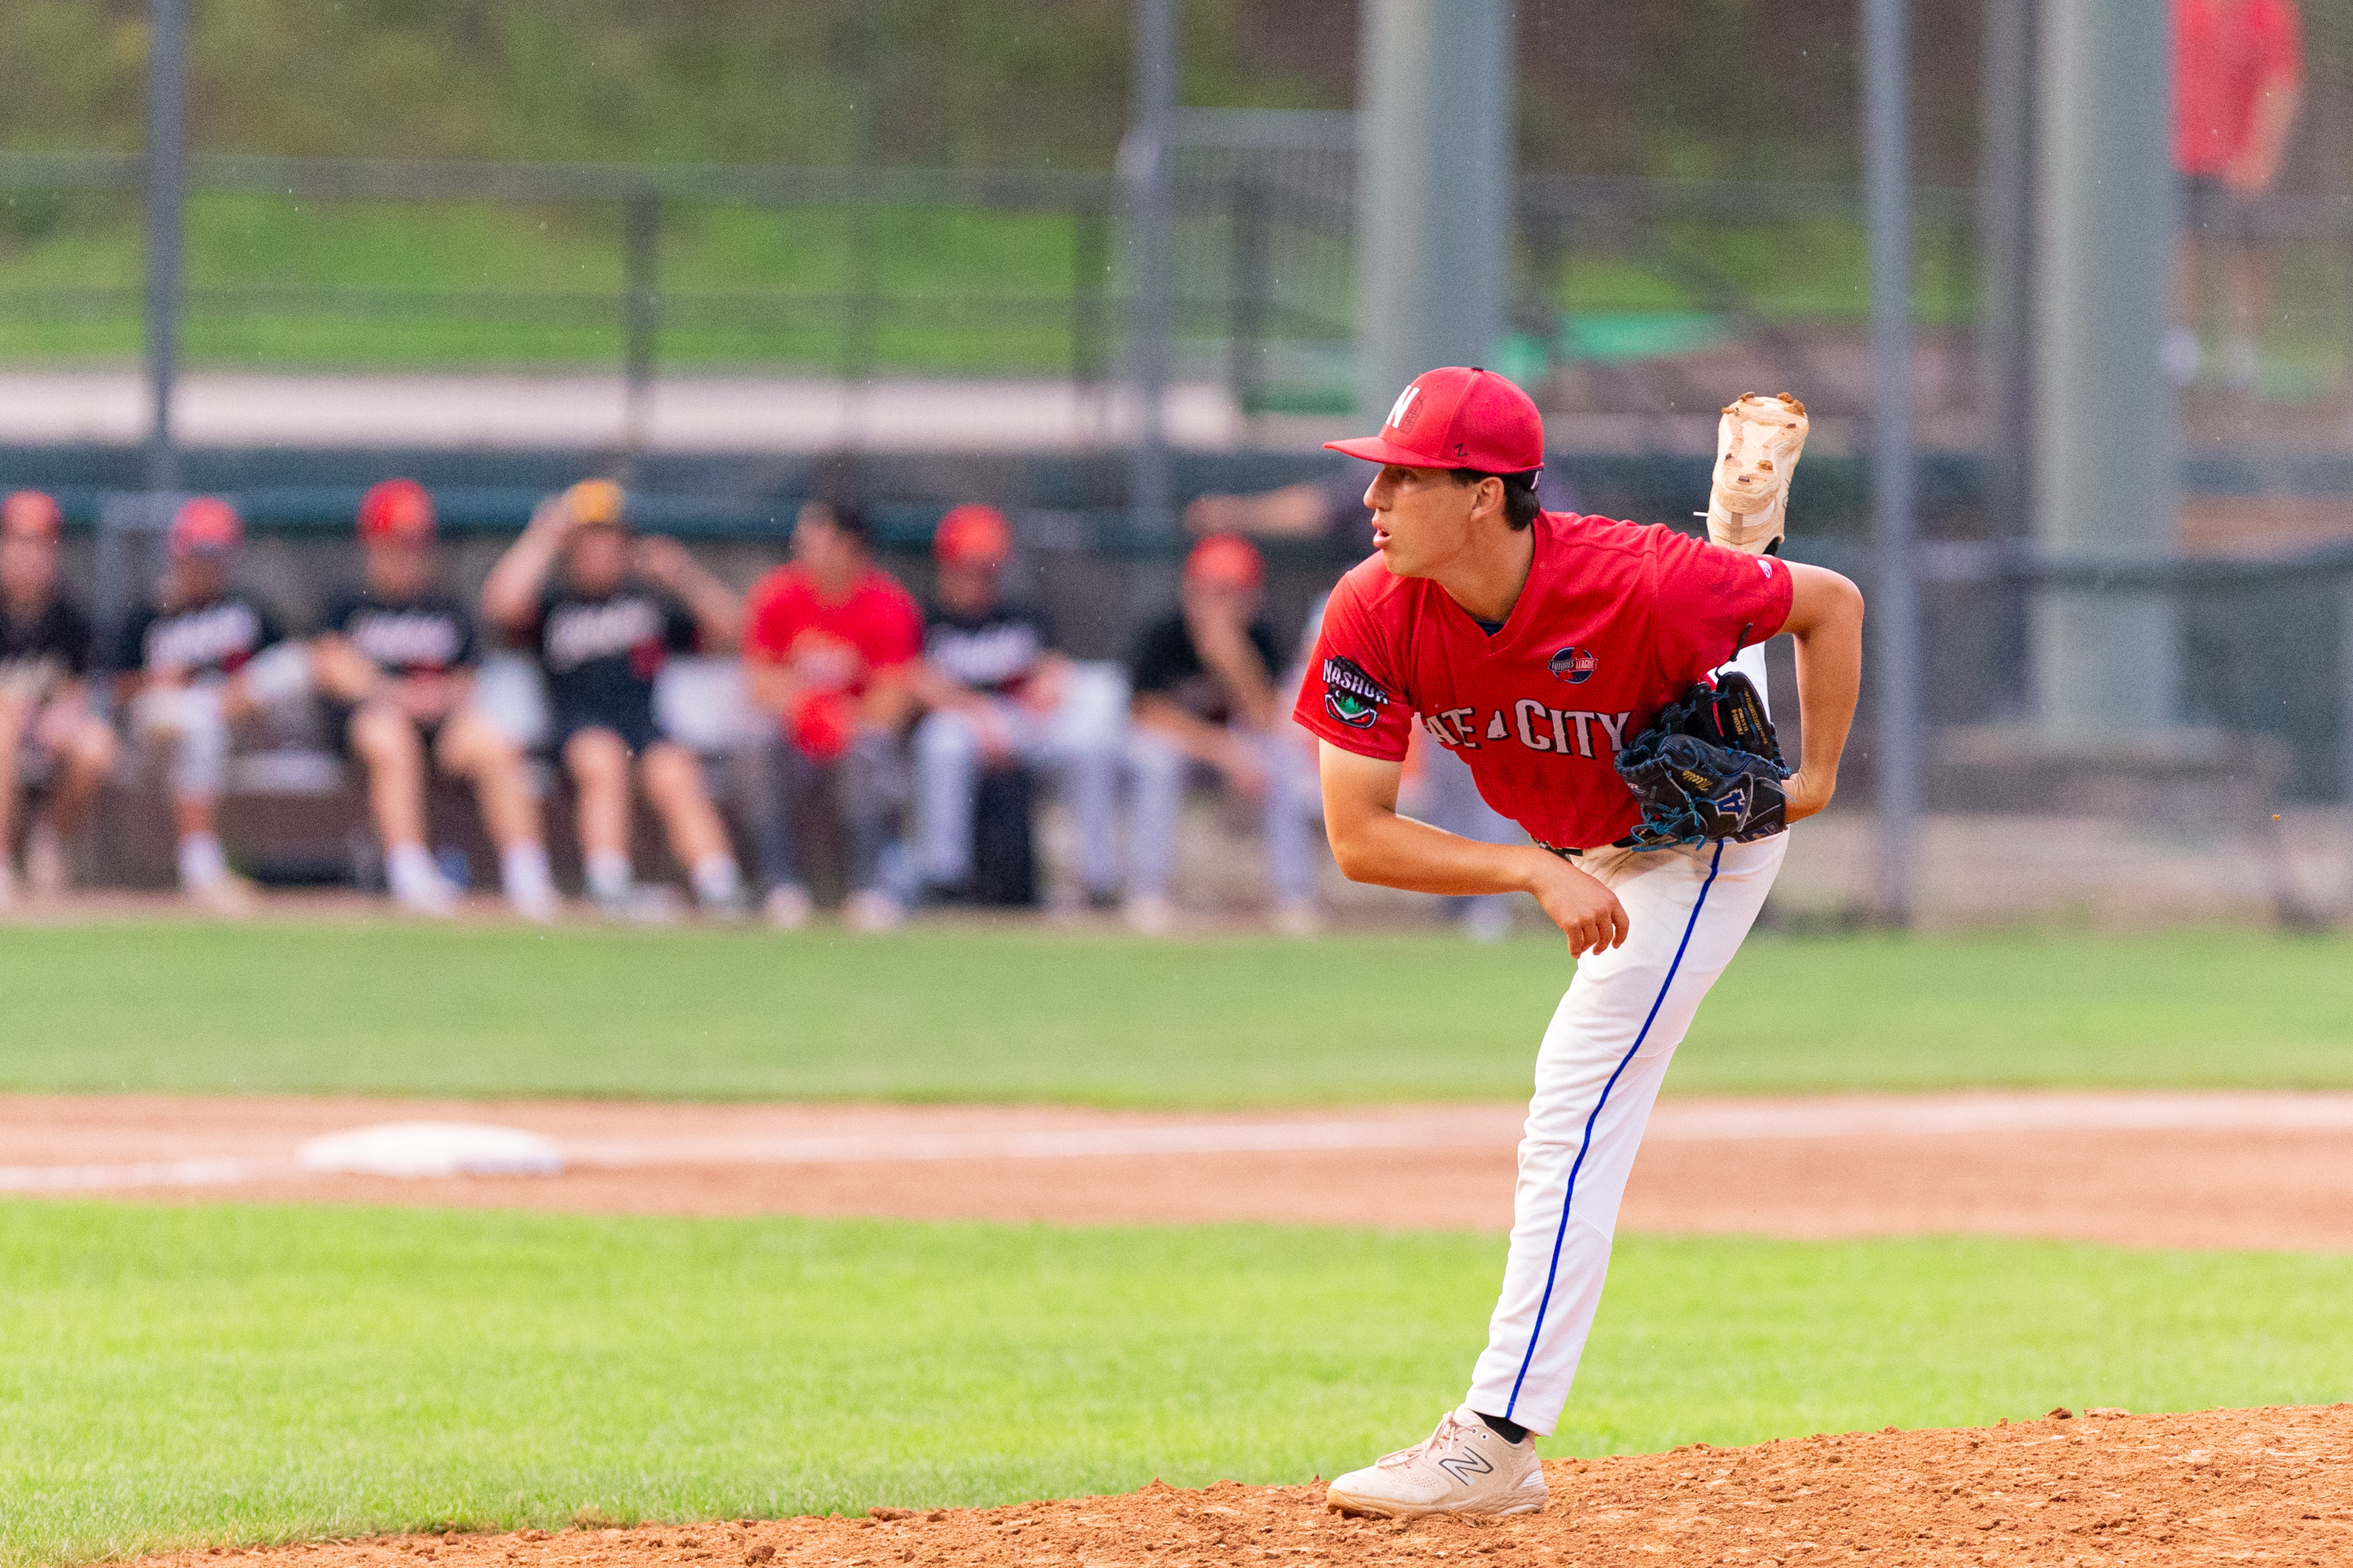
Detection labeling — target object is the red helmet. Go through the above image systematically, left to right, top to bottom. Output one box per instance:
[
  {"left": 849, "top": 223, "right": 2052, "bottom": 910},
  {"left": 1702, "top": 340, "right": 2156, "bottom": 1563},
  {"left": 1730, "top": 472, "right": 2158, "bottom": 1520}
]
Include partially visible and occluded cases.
[
  {"left": 358, "top": 478, "right": 435, "bottom": 544},
  {"left": 0, "top": 489, "right": 61, "bottom": 542},
  {"left": 168, "top": 497, "right": 243, "bottom": 559},
  {"left": 933, "top": 504, "right": 1014, "bottom": 567}
]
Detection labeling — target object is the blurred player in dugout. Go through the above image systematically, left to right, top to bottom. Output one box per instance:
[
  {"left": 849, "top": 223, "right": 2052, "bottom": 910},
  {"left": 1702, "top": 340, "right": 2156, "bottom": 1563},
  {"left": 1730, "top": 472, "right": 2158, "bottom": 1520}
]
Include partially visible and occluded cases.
[
  {"left": 2170, "top": 0, "right": 2303, "bottom": 392},
  {"left": 1185, "top": 474, "right": 1525, "bottom": 938},
  {"left": 311, "top": 479, "right": 557, "bottom": 921},
  {"left": 482, "top": 479, "right": 748, "bottom": 921},
  {"left": 0, "top": 490, "right": 116, "bottom": 907},
  {"left": 116, "top": 496, "right": 310, "bottom": 915},
  {"left": 740, "top": 499, "right": 924, "bottom": 932},
  {"left": 909, "top": 504, "right": 1122, "bottom": 911},
  {"left": 1125, "top": 532, "right": 1323, "bottom": 936}
]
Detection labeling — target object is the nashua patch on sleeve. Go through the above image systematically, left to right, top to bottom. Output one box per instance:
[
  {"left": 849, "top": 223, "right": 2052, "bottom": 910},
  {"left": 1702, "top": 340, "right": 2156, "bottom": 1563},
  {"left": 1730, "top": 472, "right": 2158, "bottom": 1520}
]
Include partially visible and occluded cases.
[{"left": 1322, "top": 654, "right": 1391, "bottom": 729}]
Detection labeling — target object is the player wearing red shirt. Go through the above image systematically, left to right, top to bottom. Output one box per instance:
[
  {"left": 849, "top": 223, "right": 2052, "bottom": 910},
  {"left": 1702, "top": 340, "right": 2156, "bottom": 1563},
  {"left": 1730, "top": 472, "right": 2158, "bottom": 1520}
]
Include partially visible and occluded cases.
[
  {"left": 2169, "top": 0, "right": 2303, "bottom": 390},
  {"left": 1304, "top": 369, "right": 1864, "bottom": 1519},
  {"left": 742, "top": 500, "right": 924, "bottom": 930}
]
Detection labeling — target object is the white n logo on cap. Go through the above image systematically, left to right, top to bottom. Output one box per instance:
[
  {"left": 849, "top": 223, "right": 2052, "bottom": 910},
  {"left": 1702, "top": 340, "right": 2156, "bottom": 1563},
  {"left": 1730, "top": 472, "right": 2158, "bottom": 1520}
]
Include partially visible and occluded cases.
[{"left": 1386, "top": 384, "right": 1422, "bottom": 430}]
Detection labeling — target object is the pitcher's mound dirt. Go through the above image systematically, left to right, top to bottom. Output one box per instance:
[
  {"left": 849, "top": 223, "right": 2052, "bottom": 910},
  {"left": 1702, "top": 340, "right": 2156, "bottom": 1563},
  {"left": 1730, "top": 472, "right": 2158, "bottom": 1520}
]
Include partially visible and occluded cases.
[{"left": 139, "top": 1404, "right": 2353, "bottom": 1568}]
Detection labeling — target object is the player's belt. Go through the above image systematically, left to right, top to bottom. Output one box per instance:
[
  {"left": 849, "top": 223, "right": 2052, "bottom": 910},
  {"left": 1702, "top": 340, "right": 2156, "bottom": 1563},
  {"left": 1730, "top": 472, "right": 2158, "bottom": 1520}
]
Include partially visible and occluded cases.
[{"left": 1532, "top": 838, "right": 1584, "bottom": 860}]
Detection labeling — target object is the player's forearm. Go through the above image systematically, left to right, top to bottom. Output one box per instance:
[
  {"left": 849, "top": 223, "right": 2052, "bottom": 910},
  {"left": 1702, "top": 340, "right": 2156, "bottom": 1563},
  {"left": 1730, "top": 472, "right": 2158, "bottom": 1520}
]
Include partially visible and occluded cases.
[
  {"left": 2243, "top": 80, "right": 2302, "bottom": 187},
  {"left": 480, "top": 529, "right": 561, "bottom": 630},
  {"left": 669, "top": 562, "right": 743, "bottom": 651},
  {"left": 1784, "top": 581, "right": 1864, "bottom": 820},
  {"left": 1192, "top": 641, "right": 1277, "bottom": 730},
  {"left": 743, "top": 656, "right": 803, "bottom": 716},
  {"left": 1133, "top": 696, "right": 1228, "bottom": 763},
  {"left": 1327, "top": 803, "right": 1555, "bottom": 898}
]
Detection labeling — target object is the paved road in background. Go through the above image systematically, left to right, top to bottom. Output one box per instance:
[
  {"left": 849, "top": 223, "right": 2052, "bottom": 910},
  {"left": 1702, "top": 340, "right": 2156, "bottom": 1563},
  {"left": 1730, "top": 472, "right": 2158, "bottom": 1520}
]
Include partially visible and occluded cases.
[
  {"left": 0, "top": 370, "right": 1753, "bottom": 455},
  {"left": 0, "top": 371, "right": 1258, "bottom": 453}
]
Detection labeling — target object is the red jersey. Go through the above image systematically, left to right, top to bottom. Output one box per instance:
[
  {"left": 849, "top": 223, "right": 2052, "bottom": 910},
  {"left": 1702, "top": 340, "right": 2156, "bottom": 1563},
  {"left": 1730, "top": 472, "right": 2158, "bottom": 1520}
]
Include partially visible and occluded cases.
[
  {"left": 2174, "top": 0, "right": 2303, "bottom": 177},
  {"left": 1294, "top": 511, "right": 1794, "bottom": 852},
  {"left": 743, "top": 564, "right": 924, "bottom": 696}
]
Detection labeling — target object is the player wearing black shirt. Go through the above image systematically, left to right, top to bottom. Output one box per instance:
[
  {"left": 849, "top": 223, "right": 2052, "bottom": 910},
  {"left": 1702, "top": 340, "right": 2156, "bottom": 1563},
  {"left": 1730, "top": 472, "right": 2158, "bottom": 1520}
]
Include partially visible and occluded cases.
[
  {"left": 1183, "top": 465, "right": 1544, "bottom": 940},
  {"left": 311, "top": 479, "right": 556, "bottom": 920},
  {"left": 480, "top": 479, "right": 747, "bottom": 921},
  {"left": 0, "top": 491, "right": 116, "bottom": 905},
  {"left": 114, "top": 497, "right": 304, "bottom": 914},
  {"left": 907, "top": 504, "right": 1121, "bottom": 906},
  {"left": 1124, "top": 532, "right": 1323, "bottom": 936}
]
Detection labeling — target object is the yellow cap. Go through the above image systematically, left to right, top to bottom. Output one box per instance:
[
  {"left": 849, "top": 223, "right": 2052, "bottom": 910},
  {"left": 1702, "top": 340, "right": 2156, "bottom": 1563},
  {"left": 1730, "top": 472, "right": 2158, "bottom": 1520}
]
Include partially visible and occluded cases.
[{"left": 565, "top": 478, "right": 626, "bottom": 528}]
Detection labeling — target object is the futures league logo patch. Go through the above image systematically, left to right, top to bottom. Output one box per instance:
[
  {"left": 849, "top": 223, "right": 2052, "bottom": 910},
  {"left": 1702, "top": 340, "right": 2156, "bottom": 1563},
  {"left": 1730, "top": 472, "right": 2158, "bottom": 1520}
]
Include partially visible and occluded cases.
[
  {"left": 1550, "top": 645, "right": 1598, "bottom": 684},
  {"left": 1322, "top": 654, "right": 1390, "bottom": 730}
]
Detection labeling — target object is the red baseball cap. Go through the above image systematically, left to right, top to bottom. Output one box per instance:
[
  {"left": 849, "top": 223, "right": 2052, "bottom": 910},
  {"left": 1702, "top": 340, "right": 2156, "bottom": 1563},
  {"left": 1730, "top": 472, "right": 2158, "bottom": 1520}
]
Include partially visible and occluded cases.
[
  {"left": 1326, "top": 367, "right": 1545, "bottom": 475},
  {"left": 358, "top": 478, "right": 435, "bottom": 544},
  {"left": 1, "top": 489, "right": 61, "bottom": 542},
  {"left": 169, "top": 496, "right": 243, "bottom": 559},
  {"left": 935, "top": 504, "right": 1013, "bottom": 567},
  {"left": 1185, "top": 532, "right": 1264, "bottom": 590}
]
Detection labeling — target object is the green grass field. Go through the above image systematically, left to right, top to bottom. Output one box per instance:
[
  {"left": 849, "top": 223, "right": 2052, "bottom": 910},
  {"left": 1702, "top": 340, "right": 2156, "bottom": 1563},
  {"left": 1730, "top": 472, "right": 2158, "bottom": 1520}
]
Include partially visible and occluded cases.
[
  {"left": 3, "top": 920, "right": 2352, "bottom": 1105},
  {"left": 11, "top": 920, "right": 2352, "bottom": 1567},
  {"left": 5, "top": 1201, "right": 2352, "bottom": 1568}
]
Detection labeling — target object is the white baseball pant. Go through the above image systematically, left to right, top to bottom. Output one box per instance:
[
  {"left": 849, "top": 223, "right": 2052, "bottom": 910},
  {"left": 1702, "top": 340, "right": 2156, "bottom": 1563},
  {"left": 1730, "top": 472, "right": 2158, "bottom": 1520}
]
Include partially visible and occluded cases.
[{"left": 1463, "top": 829, "right": 1788, "bottom": 1436}]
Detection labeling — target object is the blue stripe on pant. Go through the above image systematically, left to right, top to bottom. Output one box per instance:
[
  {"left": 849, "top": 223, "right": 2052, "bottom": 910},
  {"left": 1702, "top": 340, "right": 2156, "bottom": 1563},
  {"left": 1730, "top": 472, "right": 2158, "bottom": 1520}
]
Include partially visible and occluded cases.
[{"left": 1465, "top": 833, "right": 1786, "bottom": 1437}]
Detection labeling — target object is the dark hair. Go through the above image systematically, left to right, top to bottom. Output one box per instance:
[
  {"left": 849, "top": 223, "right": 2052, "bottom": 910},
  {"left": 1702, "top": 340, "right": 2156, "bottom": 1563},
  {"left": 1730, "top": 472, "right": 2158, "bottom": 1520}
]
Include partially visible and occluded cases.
[
  {"left": 1450, "top": 469, "right": 1544, "bottom": 530},
  {"left": 807, "top": 499, "right": 872, "bottom": 545}
]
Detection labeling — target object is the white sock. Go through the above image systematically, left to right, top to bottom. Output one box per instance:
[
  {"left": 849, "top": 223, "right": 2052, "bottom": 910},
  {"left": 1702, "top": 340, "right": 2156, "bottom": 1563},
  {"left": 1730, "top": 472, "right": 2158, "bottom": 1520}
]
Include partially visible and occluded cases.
[
  {"left": 177, "top": 832, "right": 227, "bottom": 889},
  {"left": 385, "top": 842, "right": 441, "bottom": 902},
  {"left": 501, "top": 842, "right": 554, "bottom": 906},
  {"left": 585, "top": 850, "right": 634, "bottom": 900},
  {"left": 691, "top": 853, "right": 741, "bottom": 906}
]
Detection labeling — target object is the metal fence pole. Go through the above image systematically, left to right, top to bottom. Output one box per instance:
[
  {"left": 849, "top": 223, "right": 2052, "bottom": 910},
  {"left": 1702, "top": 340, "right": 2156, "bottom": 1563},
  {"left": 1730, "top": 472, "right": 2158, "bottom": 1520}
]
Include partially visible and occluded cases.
[
  {"left": 142, "top": 0, "right": 188, "bottom": 492},
  {"left": 1121, "top": 0, "right": 1177, "bottom": 534},
  {"left": 1356, "top": 0, "right": 1512, "bottom": 420},
  {"left": 1865, "top": 0, "right": 1922, "bottom": 927},
  {"left": 1978, "top": 0, "right": 2034, "bottom": 531},
  {"left": 1226, "top": 177, "right": 1267, "bottom": 421},
  {"left": 621, "top": 192, "right": 660, "bottom": 453},
  {"left": 1071, "top": 202, "right": 1110, "bottom": 426},
  {"left": 94, "top": 492, "right": 173, "bottom": 680}
]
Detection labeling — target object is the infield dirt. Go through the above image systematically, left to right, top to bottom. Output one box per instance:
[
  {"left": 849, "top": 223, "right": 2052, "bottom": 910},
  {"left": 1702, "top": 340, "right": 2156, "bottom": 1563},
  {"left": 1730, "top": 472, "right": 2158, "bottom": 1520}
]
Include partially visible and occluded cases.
[
  {"left": 15, "top": 1092, "right": 2353, "bottom": 1250},
  {"left": 130, "top": 1405, "right": 2353, "bottom": 1568}
]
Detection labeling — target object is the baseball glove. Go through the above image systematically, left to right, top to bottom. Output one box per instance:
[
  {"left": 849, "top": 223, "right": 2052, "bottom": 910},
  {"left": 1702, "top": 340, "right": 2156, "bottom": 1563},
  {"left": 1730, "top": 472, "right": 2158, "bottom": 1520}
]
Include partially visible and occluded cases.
[{"left": 1613, "top": 671, "right": 1790, "bottom": 849}]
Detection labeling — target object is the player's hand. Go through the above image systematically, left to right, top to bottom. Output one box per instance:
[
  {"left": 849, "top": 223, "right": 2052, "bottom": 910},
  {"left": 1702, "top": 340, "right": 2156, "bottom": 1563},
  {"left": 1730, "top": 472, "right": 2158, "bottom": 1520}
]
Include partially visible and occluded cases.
[
  {"left": 2223, "top": 150, "right": 2272, "bottom": 195},
  {"left": 528, "top": 494, "right": 574, "bottom": 538},
  {"left": 630, "top": 534, "right": 696, "bottom": 587},
  {"left": 392, "top": 672, "right": 457, "bottom": 724},
  {"left": 1215, "top": 733, "right": 1270, "bottom": 801},
  {"left": 1783, "top": 765, "right": 1836, "bottom": 824},
  {"left": 1527, "top": 853, "right": 1630, "bottom": 959}
]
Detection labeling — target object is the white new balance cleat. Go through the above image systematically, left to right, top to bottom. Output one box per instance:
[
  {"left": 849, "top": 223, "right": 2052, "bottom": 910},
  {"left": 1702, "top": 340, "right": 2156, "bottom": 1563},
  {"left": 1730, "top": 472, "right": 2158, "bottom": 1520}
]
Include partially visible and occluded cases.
[
  {"left": 1705, "top": 391, "right": 1809, "bottom": 557},
  {"left": 1326, "top": 1406, "right": 1548, "bottom": 1519}
]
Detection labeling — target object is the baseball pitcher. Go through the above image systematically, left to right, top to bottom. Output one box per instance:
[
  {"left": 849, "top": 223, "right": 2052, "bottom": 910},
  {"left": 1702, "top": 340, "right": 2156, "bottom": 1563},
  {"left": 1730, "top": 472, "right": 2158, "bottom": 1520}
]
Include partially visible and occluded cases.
[{"left": 1300, "top": 369, "right": 1862, "bottom": 1518}]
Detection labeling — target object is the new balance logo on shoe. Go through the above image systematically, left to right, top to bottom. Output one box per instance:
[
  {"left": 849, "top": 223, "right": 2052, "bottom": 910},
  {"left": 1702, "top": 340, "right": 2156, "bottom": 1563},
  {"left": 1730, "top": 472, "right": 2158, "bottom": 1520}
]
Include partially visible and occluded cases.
[{"left": 1437, "top": 1447, "right": 1494, "bottom": 1487}]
